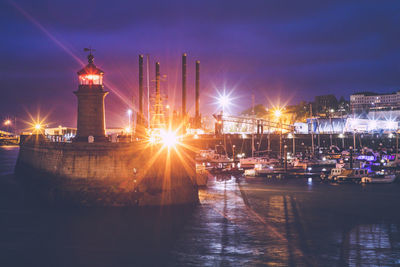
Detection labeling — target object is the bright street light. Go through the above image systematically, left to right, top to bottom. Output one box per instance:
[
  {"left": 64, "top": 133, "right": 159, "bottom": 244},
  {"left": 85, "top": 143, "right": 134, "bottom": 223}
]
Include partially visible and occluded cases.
[
  {"left": 218, "top": 93, "right": 231, "bottom": 112},
  {"left": 218, "top": 95, "right": 230, "bottom": 108},
  {"left": 127, "top": 109, "right": 132, "bottom": 134},
  {"left": 274, "top": 109, "right": 282, "bottom": 118},
  {"left": 160, "top": 130, "right": 178, "bottom": 148}
]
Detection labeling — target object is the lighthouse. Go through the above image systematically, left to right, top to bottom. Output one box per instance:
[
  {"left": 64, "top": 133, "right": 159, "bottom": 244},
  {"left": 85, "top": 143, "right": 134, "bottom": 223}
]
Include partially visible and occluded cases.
[{"left": 74, "top": 51, "right": 108, "bottom": 142}]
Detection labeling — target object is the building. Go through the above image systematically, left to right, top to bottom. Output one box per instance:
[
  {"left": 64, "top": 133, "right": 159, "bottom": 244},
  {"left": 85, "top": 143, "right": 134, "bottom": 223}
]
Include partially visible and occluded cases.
[
  {"left": 350, "top": 91, "right": 400, "bottom": 113},
  {"left": 314, "top": 94, "right": 338, "bottom": 114},
  {"left": 296, "top": 117, "right": 398, "bottom": 134},
  {"left": 45, "top": 126, "right": 77, "bottom": 141}
]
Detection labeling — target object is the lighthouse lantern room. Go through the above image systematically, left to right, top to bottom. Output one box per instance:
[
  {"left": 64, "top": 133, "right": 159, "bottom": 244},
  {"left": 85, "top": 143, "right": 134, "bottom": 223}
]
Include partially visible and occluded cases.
[{"left": 77, "top": 53, "right": 104, "bottom": 86}]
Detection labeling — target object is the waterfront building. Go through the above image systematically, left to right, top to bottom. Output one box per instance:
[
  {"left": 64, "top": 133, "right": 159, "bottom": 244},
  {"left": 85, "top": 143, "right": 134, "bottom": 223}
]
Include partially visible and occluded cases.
[
  {"left": 350, "top": 91, "right": 400, "bottom": 113},
  {"left": 297, "top": 117, "right": 397, "bottom": 134},
  {"left": 344, "top": 118, "right": 398, "bottom": 133},
  {"left": 45, "top": 126, "right": 77, "bottom": 141},
  {"left": 45, "top": 126, "right": 77, "bottom": 136}
]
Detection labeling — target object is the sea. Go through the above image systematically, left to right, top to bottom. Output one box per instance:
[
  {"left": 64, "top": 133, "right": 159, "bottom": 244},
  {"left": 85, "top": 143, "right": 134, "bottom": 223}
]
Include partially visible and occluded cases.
[{"left": 1, "top": 146, "right": 400, "bottom": 266}]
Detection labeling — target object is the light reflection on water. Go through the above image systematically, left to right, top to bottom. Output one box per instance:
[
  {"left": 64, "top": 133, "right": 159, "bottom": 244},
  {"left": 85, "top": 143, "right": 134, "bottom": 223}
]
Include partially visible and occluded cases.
[
  {"left": 1, "top": 147, "right": 400, "bottom": 266},
  {"left": 170, "top": 175, "right": 400, "bottom": 266}
]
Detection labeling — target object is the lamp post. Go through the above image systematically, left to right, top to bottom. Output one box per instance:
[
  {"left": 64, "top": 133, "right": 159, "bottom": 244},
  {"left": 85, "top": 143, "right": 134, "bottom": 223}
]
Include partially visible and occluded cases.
[
  {"left": 217, "top": 92, "right": 232, "bottom": 158},
  {"left": 274, "top": 108, "right": 282, "bottom": 162},
  {"left": 127, "top": 109, "right": 132, "bottom": 137},
  {"left": 3, "top": 119, "right": 11, "bottom": 133},
  {"left": 34, "top": 123, "right": 42, "bottom": 134},
  {"left": 267, "top": 124, "right": 271, "bottom": 155},
  {"left": 288, "top": 133, "right": 295, "bottom": 155},
  {"left": 293, "top": 133, "right": 296, "bottom": 155},
  {"left": 284, "top": 145, "right": 288, "bottom": 172}
]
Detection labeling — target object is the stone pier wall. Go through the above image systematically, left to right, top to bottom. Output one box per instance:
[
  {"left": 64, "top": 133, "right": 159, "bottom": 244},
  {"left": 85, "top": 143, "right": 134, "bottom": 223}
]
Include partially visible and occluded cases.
[{"left": 16, "top": 137, "right": 199, "bottom": 206}]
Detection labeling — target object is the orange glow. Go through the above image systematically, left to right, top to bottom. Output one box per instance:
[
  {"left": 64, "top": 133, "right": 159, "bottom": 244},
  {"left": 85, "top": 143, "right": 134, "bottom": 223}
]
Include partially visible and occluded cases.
[
  {"left": 274, "top": 108, "right": 282, "bottom": 118},
  {"left": 22, "top": 110, "right": 49, "bottom": 135},
  {"left": 3, "top": 120, "right": 11, "bottom": 126},
  {"left": 147, "top": 129, "right": 179, "bottom": 148},
  {"left": 159, "top": 129, "right": 178, "bottom": 147},
  {"left": 148, "top": 135, "right": 156, "bottom": 144}
]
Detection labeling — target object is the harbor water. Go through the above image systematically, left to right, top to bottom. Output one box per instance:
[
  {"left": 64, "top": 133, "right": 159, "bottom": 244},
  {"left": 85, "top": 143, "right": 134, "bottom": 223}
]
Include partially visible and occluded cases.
[{"left": 1, "top": 146, "right": 400, "bottom": 266}]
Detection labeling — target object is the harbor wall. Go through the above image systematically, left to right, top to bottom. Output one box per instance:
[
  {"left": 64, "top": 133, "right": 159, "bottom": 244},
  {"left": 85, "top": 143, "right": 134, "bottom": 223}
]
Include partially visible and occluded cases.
[{"left": 16, "top": 136, "right": 199, "bottom": 206}]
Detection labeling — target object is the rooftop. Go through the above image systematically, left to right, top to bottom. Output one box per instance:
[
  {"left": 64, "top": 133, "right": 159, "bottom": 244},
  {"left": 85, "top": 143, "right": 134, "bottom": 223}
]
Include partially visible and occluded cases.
[{"left": 351, "top": 91, "right": 399, "bottom": 96}]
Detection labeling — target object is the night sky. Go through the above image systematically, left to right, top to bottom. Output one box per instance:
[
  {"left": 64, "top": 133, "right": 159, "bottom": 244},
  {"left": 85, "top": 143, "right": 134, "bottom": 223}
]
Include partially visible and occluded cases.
[{"left": 1, "top": 0, "right": 400, "bottom": 128}]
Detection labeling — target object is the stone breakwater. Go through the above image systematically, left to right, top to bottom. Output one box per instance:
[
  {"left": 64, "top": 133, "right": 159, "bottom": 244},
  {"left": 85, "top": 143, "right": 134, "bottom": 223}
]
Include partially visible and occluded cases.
[{"left": 15, "top": 136, "right": 199, "bottom": 206}]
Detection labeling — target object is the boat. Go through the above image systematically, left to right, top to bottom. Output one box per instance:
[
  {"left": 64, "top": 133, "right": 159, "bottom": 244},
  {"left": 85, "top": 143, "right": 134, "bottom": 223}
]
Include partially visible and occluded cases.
[
  {"left": 195, "top": 149, "right": 232, "bottom": 164},
  {"left": 239, "top": 157, "right": 277, "bottom": 169},
  {"left": 292, "top": 157, "right": 336, "bottom": 170},
  {"left": 245, "top": 162, "right": 312, "bottom": 177},
  {"left": 210, "top": 166, "right": 244, "bottom": 175},
  {"left": 320, "top": 168, "right": 344, "bottom": 181},
  {"left": 244, "top": 169, "right": 257, "bottom": 177},
  {"left": 335, "top": 169, "right": 370, "bottom": 183},
  {"left": 361, "top": 171, "right": 396, "bottom": 184}
]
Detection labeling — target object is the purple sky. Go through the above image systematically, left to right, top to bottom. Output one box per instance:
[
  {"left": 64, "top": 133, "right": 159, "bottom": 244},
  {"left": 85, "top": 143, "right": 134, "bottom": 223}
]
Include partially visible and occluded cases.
[{"left": 1, "top": 0, "right": 400, "bottom": 128}]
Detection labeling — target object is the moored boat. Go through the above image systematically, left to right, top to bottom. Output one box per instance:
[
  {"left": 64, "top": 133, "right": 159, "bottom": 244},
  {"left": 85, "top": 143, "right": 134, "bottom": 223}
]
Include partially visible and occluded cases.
[
  {"left": 239, "top": 157, "right": 277, "bottom": 169},
  {"left": 336, "top": 169, "right": 370, "bottom": 183},
  {"left": 361, "top": 171, "right": 396, "bottom": 184}
]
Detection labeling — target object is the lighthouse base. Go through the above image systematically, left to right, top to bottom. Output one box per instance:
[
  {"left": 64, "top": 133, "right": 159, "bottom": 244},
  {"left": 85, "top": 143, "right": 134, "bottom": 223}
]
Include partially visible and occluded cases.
[
  {"left": 73, "top": 135, "right": 109, "bottom": 143},
  {"left": 15, "top": 137, "right": 199, "bottom": 207}
]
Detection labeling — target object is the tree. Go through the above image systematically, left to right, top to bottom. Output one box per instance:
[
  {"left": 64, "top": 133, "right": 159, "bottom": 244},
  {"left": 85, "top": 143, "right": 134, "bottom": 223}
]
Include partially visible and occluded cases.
[{"left": 241, "top": 104, "right": 268, "bottom": 117}]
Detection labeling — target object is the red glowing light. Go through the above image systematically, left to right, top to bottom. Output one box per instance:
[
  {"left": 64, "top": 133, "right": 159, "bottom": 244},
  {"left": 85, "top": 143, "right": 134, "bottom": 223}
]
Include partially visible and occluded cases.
[{"left": 79, "top": 74, "right": 102, "bottom": 85}]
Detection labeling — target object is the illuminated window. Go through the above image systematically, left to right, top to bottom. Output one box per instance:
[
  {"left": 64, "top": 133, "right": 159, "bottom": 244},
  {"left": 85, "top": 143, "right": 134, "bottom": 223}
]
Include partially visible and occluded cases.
[{"left": 79, "top": 74, "right": 103, "bottom": 85}]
